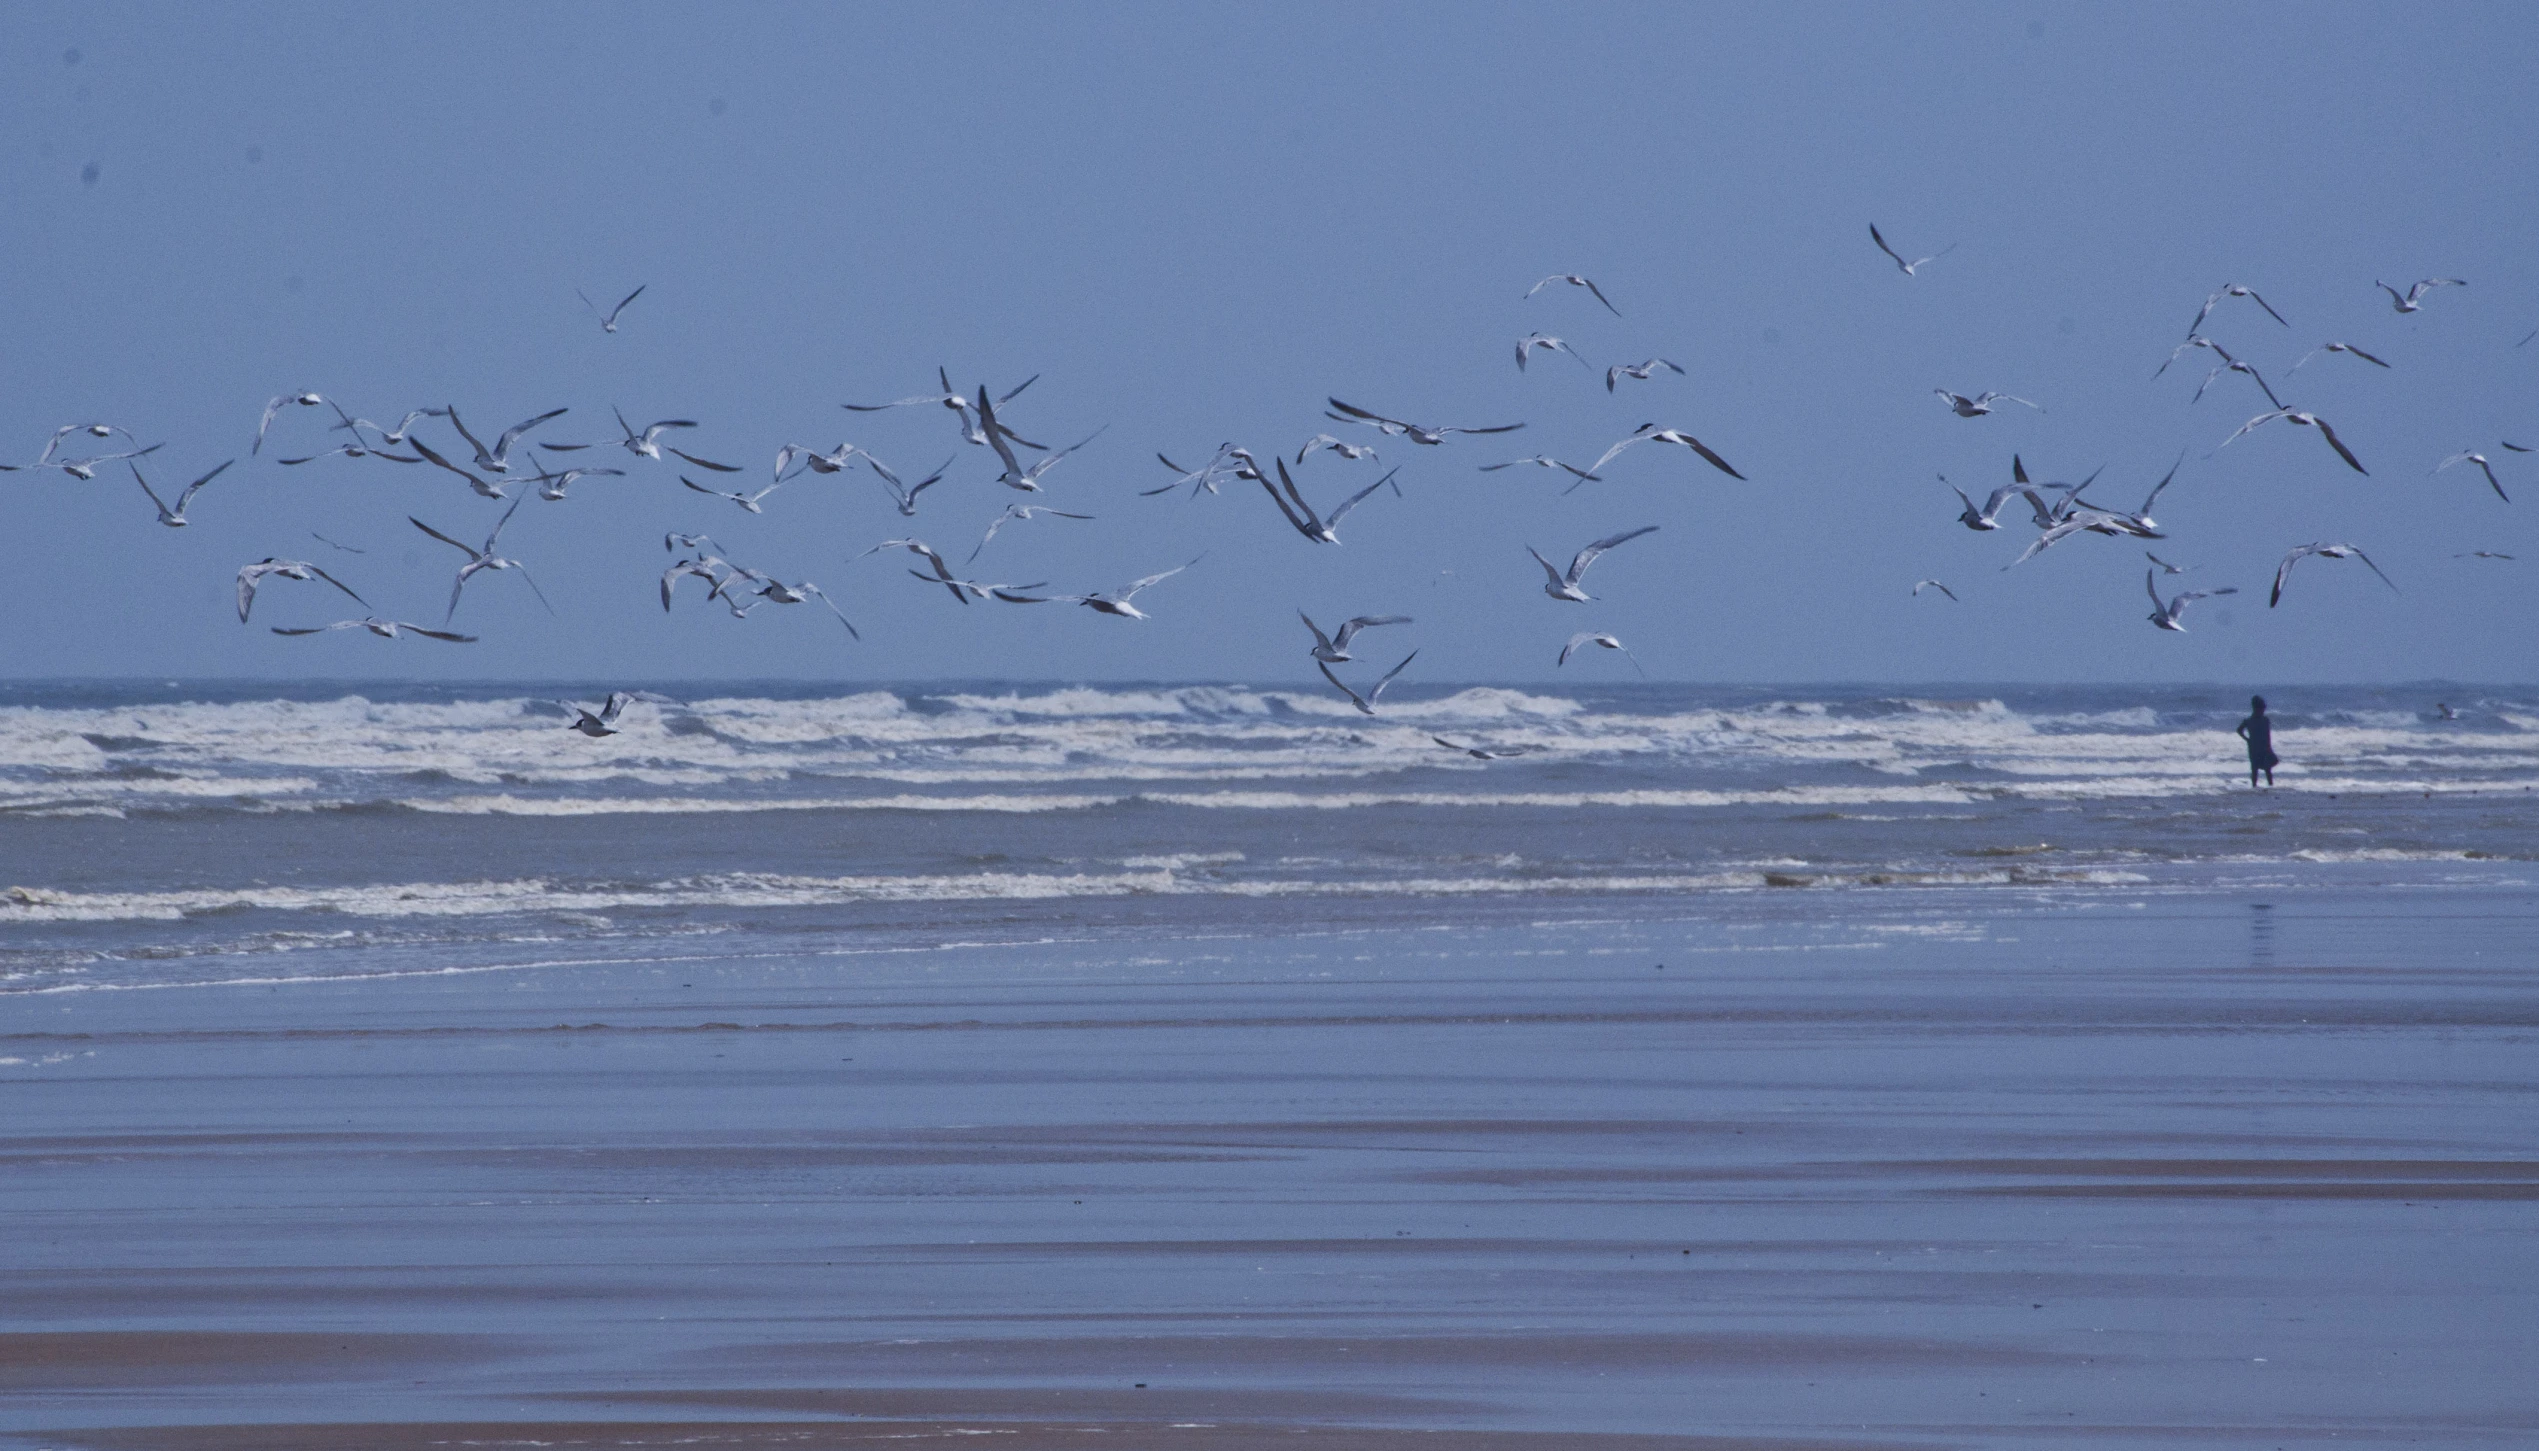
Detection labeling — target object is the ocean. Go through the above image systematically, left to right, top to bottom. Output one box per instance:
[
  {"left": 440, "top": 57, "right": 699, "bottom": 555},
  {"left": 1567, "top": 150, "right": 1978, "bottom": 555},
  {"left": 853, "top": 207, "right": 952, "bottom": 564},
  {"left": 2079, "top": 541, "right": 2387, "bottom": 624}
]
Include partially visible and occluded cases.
[{"left": 3, "top": 679, "right": 2533, "bottom": 995}]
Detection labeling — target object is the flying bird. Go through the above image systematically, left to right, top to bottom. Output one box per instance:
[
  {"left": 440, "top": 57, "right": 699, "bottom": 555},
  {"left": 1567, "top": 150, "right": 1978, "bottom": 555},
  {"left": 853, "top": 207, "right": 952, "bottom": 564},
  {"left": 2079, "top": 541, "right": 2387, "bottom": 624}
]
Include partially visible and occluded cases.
[
  {"left": 1868, "top": 223, "right": 1954, "bottom": 276},
  {"left": 1525, "top": 273, "right": 1620, "bottom": 315},
  {"left": 2377, "top": 278, "right": 2464, "bottom": 313},
  {"left": 576, "top": 284, "right": 645, "bottom": 333},
  {"left": 2186, "top": 284, "right": 2289, "bottom": 337},
  {"left": 1515, "top": 333, "right": 1591, "bottom": 371},
  {"left": 2154, "top": 334, "right": 2235, "bottom": 380},
  {"left": 2288, "top": 341, "right": 2391, "bottom": 373},
  {"left": 1605, "top": 358, "right": 1685, "bottom": 392},
  {"left": 2190, "top": 358, "right": 2285, "bottom": 410},
  {"left": 845, "top": 369, "right": 1044, "bottom": 451},
  {"left": 1935, "top": 389, "right": 2043, "bottom": 418},
  {"left": 253, "top": 393, "right": 326, "bottom": 454},
  {"left": 979, "top": 398, "right": 1104, "bottom": 492},
  {"left": 1326, "top": 398, "right": 1523, "bottom": 447},
  {"left": 445, "top": 405, "right": 567, "bottom": 474},
  {"left": 327, "top": 407, "right": 446, "bottom": 448},
  {"left": 2218, "top": 408, "right": 2368, "bottom": 474},
  {"left": 1586, "top": 424, "right": 1744, "bottom": 481},
  {"left": 1294, "top": 433, "right": 1379, "bottom": 465},
  {"left": 408, "top": 436, "right": 514, "bottom": 498},
  {"left": 1147, "top": 444, "right": 1260, "bottom": 498},
  {"left": 2437, "top": 451, "right": 2511, "bottom": 502},
  {"left": 867, "top": 452, "right": 955, "bottom": 515},
  {"left": 1481, "top": 455, "right": 1601, "bottom": 485},
  {"left": 128, "top": 459, "right": 232, "bottom": 526},
  {"left": 1260, "top": 459, "right": 1396, "bottom": 544},
  {"left": 529, "top": 463, "right": 626, "bottom": 500},
  {"left": 680, "top": 473, "right": 790, "bottom": 513},
  {"left": 1945, "top": 477, "right": 2022, "bottom": 531},
  {"left": 411, "top": 494, "right": 551, "bottom": 622},
  {"left": 968, "top": 502, "right": 1094, "bottom": 562},
  {"left": 1528, "top": 524, "right": 1658, "bottom": 602},
  {"left": 2270, "top": 543, "right": 2397, "bottom": 607},
  {"left": 2457, "top": 551, "right": 2515, "bottom": 560},
  {"left": 2147, "top": 552, "right": 2193, "bottom": 575},
  {"left": 235, "top": 558, "right": 367, "bottom": 622},
  {"left": 997, "top": 559, "right": 1199, "bottom": 619},
  {"left": 2145, "top": 570, "right": 2237, "bottom": 631},
  {"left": 720, "top": 571, "right": 859, "bottom": 637},
  {"left": 1912, "top": 579, "right": 1959, "bottom": 601},
  {"left": 1299, "top": 611, "right": 1411, "bottom": 664},
  {"left": 270, "top": 618, "right": 476, "bottom": 642},
  {"left": 1558, "top": 631, "right": 1643, "bottom": 673},
  {"left": 1317, "top": 649, "right": 1419, "bottom": 715},
  {"left": 557, "top": 691, "right": 675, "bottom": 737},
  {"left": 1432, "top": 735, "right": 1532, "bottom": 760}
]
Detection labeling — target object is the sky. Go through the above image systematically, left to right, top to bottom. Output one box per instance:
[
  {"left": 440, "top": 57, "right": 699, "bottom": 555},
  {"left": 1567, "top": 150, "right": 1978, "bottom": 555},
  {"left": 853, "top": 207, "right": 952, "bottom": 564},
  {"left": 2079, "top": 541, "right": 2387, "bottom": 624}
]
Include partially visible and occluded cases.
[{"left": 4, "top": 1, "right": 2534, "bottom": 685}]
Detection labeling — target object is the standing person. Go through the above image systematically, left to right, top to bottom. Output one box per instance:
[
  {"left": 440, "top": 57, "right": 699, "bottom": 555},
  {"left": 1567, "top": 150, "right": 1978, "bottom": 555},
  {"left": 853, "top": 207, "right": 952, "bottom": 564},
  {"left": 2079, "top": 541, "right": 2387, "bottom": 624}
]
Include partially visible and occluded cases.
[{"left": 2235, "top": 695, "right": 2279, "bottom": 788}]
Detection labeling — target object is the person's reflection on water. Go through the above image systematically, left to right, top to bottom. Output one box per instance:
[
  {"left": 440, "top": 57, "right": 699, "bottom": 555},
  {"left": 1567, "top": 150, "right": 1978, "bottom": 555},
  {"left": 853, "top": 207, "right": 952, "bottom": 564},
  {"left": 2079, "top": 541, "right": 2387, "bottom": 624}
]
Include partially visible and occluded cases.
[{"left": 2235, "top": 695, "right": 2279, "bottom": 788}]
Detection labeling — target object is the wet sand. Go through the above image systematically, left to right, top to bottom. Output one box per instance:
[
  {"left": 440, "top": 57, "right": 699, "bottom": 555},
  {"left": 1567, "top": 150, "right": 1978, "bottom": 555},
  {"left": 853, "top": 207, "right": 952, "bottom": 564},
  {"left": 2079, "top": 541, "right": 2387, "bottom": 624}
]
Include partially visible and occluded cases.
[{"left": 5, "top": 889, "right": 2536, "bottom": 1449}]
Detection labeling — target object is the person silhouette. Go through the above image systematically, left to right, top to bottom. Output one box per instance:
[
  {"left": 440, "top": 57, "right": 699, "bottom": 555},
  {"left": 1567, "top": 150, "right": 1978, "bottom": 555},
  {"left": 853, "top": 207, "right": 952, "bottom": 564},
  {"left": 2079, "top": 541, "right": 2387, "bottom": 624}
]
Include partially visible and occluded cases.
[{"left": 2235, "top": 695, "right": 2279, "bottom": 788}]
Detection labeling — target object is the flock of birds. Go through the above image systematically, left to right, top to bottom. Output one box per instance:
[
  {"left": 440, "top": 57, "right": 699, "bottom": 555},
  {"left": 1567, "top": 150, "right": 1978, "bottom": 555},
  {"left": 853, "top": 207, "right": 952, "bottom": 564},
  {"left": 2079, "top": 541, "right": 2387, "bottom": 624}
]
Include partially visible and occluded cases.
[{"left": 8, "top": 234, "right": 2528, "bottom": 740}]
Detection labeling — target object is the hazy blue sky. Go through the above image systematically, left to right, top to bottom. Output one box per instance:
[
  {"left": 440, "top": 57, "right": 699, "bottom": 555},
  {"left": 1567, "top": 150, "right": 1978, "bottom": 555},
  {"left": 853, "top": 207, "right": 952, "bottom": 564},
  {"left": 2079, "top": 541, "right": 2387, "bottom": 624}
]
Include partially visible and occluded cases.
[{"left": 5, "top": 2, "right": 2533, "bottom": 684}]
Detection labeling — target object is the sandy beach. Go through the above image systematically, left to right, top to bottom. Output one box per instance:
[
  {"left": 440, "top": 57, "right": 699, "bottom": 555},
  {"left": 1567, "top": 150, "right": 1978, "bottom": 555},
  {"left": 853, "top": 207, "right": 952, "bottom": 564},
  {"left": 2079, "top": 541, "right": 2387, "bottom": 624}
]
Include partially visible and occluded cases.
[{"left": 6, "top": 886, "right": 2534, "bottom": 1449}]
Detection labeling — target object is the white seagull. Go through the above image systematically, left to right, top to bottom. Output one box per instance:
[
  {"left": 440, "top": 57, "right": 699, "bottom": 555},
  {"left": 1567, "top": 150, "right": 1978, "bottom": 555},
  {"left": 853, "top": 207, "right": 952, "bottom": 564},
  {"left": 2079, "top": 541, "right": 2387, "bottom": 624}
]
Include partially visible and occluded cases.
[
  {"left": 1869, "top": 224, "right": 1954, "bottom": 276},
  {"left": 1526, "top": 273, "right": 1621, "bottom": 315},
  {"left": 2377, "top": 278, "right": 2465, "bottom": 314},
  {"left": 2186, "top": 283, "right": 2289, "bottom": 336},
  {"left": 576, "top": 284, "right": 645, "bottom": 333},
  {"left": 1515, "top": 334, "right": 1591, "bottom": 371},
  {"left": 2154, "top": 334, "right": 2235, "bottom": 380},
  {"left": 2287, "top": 341, "right": 2391, "bottom": 373},
  {"left": 1605, "top": 358, "right": 1685, "bottom": 392},
  {"left": 2190, "top": 358, "right": 2285, "bottom": 410},
  {"left": 844, "top": 369, "right": 1045, "bottom": 451},
  {"left": 1936, "top": 389, "right": 2043, "bottom": 418},
  {"left": 253, "top": 393, "right": 326, "bottom": 454},
  {"left": 1326, "top": 398, "right": 1523, "bottom": 447},
  {"left": 979, "top": 399, "right": 1104, "bottom": 493},
  {"left": 445, "top": 405, "right": 567, "bottom": 474},
  {"left": 328, "top": 407, "right": 447, "bottom": 448},
  {"left": 2218, "top": 408, "right": 2368, "bottom": 474},
  {"left": 1586, "top": 424, "right": 1744, "bottom": 481},
  {"left": 1294, "top": 433, "right": 1379, "bottom": 465},
  {"left": 408, "top": 436, "right": 515, "bottom": 498},
  {"left": 2437, "top": 451, "right": 2511, "bottom": 503},
  {"left": 866, "top": 452, "right": 955, "bottom": 515},
  {"left": 1482, "top": 455, "right": 1601, "bottom": 485},
  {"left": 128, "top": 459, "right": 232, "bottom": 526},
  {"left": 1260, "top": 459, "right": 1396, "bottom": 544},
  {"left": 681, "top": 473, "right": 789, "bottom": 513},
  {"left": 1944, "top": 476, "right": 2022, "bottom": 531},
  {"left": 411, "top": 494, "right": 552, "bottom": 622},
  {"left": 968, "top": 502, "right": 1094, "bottom": 563},
  {"left": 1529, "top": 524, "right": 1658, "bottom": 602},
  {"left": 2270, "top": 543, "right": 2397, "bottom": 607},
  {"left": 2147, "top": 551, "right": 2193, "bottom": 575},
  {"left": 235, "top": 559, "right": 367, "bottom": 623},
  {"left": 998, "top": 560, "right": 1198, "bottom": 619},
  {"left": 2146, "top": 569, "right": 2237, "bottom": 632},
  {"left": 721, "top": 571, "right": 859, "bottom": 637},
  {"left": 1912, "top": 579, "right": 1959, "bottom": 601},
  {"left": 1299, "top": 611, "right": 1411, "bottom": 663},
  {"left": 271, "top": 618, "right": 476, "bottom": 642},
  {"left": 1558, "top": 631, "right": 1644, "bottom": 672},
  {"left": 1318, "top": 649, "right": 1419, "bottom": 715},
  {"left": 557, "top": 690, "right": 676, "bottom": 737},
  {"left": 1432, "top": 734, "right": 1532, "bottom": 760}
]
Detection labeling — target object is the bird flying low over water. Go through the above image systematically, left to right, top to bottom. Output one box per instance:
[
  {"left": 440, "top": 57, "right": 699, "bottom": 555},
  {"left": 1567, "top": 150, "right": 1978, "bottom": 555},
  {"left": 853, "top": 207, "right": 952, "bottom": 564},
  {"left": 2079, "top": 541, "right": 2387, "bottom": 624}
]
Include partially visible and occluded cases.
[
  {"left": 1869, "top": 224, "right": 1953, "bottom": 276},
  {"left": 1525, "top": 273, "right": 1621, "bottom": 315},
  {"left": 2377, "top": 278, "right": 2464, "bottom": 313},
  {"left": 2187, "top": 283, "right": 2288, "bottom": 337},
  {"left": 576, "top": 284, "right": 644, "bottom": 333},
  {"left": 1936, "top": 389, "right": 2042, "bottom": 418},
  {"left": 1326, "top": 398, "right": 1524, "bottom": 447},
  {"left": 2218, "top": 409, "right": 2368, "bottom": 474},
  {"left": 1586, "top": 425, "right": 1744, "bottom": 481},
  {"left": 2437, "top": 452, "right": 2511, "bottom": 503},
  {"left": 129, "top": 459, "right": 231, "bottom": 526},
  {"left": 1261, "top": 459, "right": 1396, "bottom": 544},
  {"left": 411, "top": 494, "right": 551, "bottom": 623},
  {"left": 1529, "top": 525, "right": 1658, "bottom": 602},
  {"left": 2271, "top": 543, "right": 2397, "bottom": 607},
  {"left": 235, "top": 559, "right": 366, "bottom": 622},
  {"left": 998, "top": 559, "right": 1201, "bottom": 619},
  {"left": 2145, "top": 570, "right": 2236, "bottom": 632},
  {"left": 1299, "top": 611, "right": 1411, "bottom": 664},
  {"left": 271, "top": 617, "right": 476, "bottom": 642},
  {"left": 1558, "top": 631, "right": 1643, "bottom": 673},
  {"left": 1318, "top": 649, "right": 1418, "bottom": 715},
  {"left": 557, "top": 691, "right": 676, "bottom": 736},
  {"left": 1433, "top": 735, "right": 1532, "bottom": 760}
]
